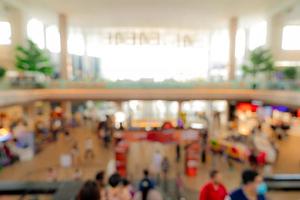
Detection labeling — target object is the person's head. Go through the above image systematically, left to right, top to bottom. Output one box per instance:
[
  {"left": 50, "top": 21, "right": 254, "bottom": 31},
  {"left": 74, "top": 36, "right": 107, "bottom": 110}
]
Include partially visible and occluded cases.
[
  {"left": 257, "top": 124, "right": 262, "bottom": 130},
  {"left": 65, "top": 131, "right": 70, "bottom": 136},
  {"left": 13, "top": 138, "right": 18, "bottom": 144},
  {"left": 48, "top": 167, "right": 53, "bottom": 173},
  {"left": 143, "top": 169, "right": 149, "bottom": 177},
  {"left": 242, "top": 169, "right": 263, "bottom": 193},
  {"left": 209, "top": 170, "right": 222, "bottom": 184},
  {"left": 95, "top": 171, "right": 105, "bottom": 187},
  {"left": 108, "top": 173, "right": 122, "bottom": 188},
  {"left": 121, "top": 178, "right": 130, "bottom": 187},
  {"left": 78, "top": 180, "right": 100, "bottom": 200}
]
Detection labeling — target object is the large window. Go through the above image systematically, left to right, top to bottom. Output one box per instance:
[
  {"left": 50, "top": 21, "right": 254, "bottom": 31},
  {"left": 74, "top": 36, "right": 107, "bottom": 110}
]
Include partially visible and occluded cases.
[
  {"left": 27, "top": 18, "right": 45, "bottom": 49},
  {"left": 0, "top": 21, "right": 11, "bottom": 45},
  {"left": 249, "top": 21, "right": 267, "bottom": 50},
  {"left": 46, "top": 25, "right": 61, "bottom": 53},
  {"left": 282, "top": 25, "right": 300, "bottom": 50},
  {"left": 66, "top": 28, "right": 240, "bottom": 81},
  {"left": 235, "top": 29, "right": 246, "bottom": 78},
  {"left": 68, "top": 30, "right": 85, "bottom": 56},
  {"left": 208, "top": 30, "right": 229, "bottom": 80},
  {"left": 99, "top": 44, "right": 208, "bottom": 81}
]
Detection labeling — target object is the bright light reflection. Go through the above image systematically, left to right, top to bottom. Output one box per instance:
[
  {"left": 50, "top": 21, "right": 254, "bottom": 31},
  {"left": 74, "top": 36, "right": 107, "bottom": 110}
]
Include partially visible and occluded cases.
[
  {"left": 27, "top": 18, "right": 45, "bottom": 49},
  {"left": 0, "top": 21, "right": 11, "bottom": 45},
  {"left": 249, "top": 21, "right": 267, "bottom": 50},
  {"left": 46, "top": 25, "right": 61, "bottom": 53},
  {"left": 282, "top": 25, "right": 300, "bottom": 50},
  {"left": 235, "top": 29, "right": 246, "bottom": 59},
  {"left": 68, "top": 31, "right": 85, "bottom": 55},
  {"left": 99, "top": 44, "right": 209, "bottom": 81}
]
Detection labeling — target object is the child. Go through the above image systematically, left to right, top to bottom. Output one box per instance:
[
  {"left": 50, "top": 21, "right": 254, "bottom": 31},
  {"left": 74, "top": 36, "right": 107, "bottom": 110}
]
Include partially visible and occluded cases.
[
  {"left": 47, "top": 167, "right": 57, "bottom": 182},
  {"left": 73, "top": 168, "right": 82, "bottom": 180}
]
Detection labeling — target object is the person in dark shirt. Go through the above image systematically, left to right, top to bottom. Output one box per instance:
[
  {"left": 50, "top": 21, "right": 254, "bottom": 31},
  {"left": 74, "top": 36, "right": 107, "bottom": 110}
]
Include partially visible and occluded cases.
[
  {"left": 139, "top": 169, "right": 155, "bottom": 200},
  {"left": 227, "top": 169, "right": 266, "bottom": 200},
  {"left": 199, "top": 170, "right": 228, "bottom": 200}
]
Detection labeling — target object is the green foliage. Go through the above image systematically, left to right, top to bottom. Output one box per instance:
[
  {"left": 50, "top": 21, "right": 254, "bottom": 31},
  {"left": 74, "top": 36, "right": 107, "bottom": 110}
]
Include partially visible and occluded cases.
[
  {"left": 15, "top": 40, "right": 54, "bottom": 76},
  {"left": 242, "top": 47, "right": 275, "bottom": 78},
  {"left": 0, "top": 66, "right": 6, "bottom": 79},
  {"left": 283, "top": 67, "right": 298, "bottom": 80}
]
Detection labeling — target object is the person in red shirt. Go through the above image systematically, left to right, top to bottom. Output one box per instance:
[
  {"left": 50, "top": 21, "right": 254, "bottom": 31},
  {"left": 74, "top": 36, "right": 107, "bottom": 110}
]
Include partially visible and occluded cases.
[{"left": 199, "top": 170, "right": 228, "bottom": 200}]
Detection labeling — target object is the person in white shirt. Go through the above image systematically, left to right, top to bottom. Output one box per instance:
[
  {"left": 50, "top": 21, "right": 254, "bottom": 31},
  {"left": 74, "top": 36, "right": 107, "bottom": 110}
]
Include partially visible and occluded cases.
[
  {"left": 84, "top": 137, "right": 94, "bottom": 159},
  {"left": 151, "top": 150, "right": 162, "bottom": 184},
  {"left": 73, "top": 168, "right": 82, "bottom": 180}
]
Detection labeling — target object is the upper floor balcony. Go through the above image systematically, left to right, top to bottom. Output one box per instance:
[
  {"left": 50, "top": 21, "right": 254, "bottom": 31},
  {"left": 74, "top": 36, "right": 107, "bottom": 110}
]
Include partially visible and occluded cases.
[{"left": 0, "top": 78, "right": 300, "bottom": 107}]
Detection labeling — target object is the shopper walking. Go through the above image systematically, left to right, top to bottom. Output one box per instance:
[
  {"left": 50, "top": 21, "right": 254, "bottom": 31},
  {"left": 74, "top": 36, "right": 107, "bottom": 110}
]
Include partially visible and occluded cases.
[
  {"left": 84, "top": 137, "right": 95, "bottom": 160},
  {"left": 71, "top": 143, "right": 81, "bottom": 167},
  {"left": 176, "top": 143, "right": 181, "bottom": 163},
  {"left": 151, "top": 150, "right": 162, "bottom": 185},
  {"left": 161, "top": 156, "right": 170, "bottom": 191},
  {"left": 134, "top": 169, "right": 162, "bottom": 200},
  {"left": 227, "top": 169, "right": 267, "bottom": 200},
  {"left": 199, "top": 170, "right": 227, "bottom": 200}
]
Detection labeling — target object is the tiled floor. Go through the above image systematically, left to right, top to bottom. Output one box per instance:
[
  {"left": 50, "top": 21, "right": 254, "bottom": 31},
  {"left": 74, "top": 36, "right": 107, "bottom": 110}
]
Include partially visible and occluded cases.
[{"left": 0, "top": 124, "right": 300, "bottom": 199}]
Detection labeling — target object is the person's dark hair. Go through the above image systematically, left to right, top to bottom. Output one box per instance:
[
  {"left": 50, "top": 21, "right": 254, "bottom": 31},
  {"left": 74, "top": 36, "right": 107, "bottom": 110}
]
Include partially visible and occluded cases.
[
  {"left": 143, "top": 169, "right": 149, "bottom": 177},
  {"left": 209, "top": 169, "right": 219, "bottom": 179},
  {"left": 242, "top": 169, "right": 259, "bottom": 185},
  {"left": 95, "top": 171, "right": 105, "bottom": 187},
  {"left": 95, "top": 171, "right": 105, "bottom": 181},
  {"left": 108, "top": 173, "right": 121, "bottom": 188},
  {"left": 122, "top": 178, "right": 130, "bottom": 186},
  {"left": 78, "top": 180, "right": 100, "bottom": 200}
]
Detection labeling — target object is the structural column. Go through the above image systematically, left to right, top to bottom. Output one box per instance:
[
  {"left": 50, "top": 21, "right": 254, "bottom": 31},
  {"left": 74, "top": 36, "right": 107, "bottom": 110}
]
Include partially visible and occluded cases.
[
  {"left": 8, "top": 6, "right": 26, "bottom": 46},
  {"left": 59, "top": 13, "right": 70, "bottom": 80},
  {"left": 267, "top": 13, "right": 284, "bottom": 60},
  {"left": 228, "top": 17, "right": 238, "bottom": 80},
  {"left": 61, "top": 101, "right": 72, "bottom": 121}
]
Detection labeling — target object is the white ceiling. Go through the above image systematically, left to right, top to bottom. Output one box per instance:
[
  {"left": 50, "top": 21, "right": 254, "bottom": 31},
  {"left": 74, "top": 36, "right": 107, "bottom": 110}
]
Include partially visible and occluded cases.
[{"left": 8, "top": 0, "right": 299, "bottom": 29}]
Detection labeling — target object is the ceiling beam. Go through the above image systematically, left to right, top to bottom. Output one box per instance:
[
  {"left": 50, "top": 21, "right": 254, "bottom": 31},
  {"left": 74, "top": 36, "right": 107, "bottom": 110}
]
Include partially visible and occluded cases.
[{"left": 268, "top": 0, "right": 300, "bottom": 16}]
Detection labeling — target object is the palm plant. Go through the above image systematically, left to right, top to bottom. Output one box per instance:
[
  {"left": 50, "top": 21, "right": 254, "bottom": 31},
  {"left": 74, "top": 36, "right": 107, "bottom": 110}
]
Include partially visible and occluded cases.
[
  {"left": 15, "top": 40, "right": 54, "bottom": 76},
  {"left": 242, "top": 47, "right": 275, "bottom": 80},
  {"left": 0, "top": 66, "right": 6, "bottom": 79},
  {"left": 283, "top": 67, "right": 297, "bottom": 80}
]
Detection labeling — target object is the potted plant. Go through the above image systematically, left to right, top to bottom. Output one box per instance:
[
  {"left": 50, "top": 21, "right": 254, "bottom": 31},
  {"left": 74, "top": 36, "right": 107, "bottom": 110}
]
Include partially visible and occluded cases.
[
  {"left": 15, "top": 40, "right": 54, "bottom": 87},
  {"left": 242, "top": 47, "right": 275, "bottom": 89},
  {"left": 0, "top": 66, "right": 6, "bottom": 79},
  {"left": 283, "top": 67, "right": 297, "bottom": 80}
]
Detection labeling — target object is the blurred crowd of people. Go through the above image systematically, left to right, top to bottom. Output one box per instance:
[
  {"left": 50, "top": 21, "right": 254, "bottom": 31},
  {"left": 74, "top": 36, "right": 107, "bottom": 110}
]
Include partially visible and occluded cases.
[
  {"left": 77, "top": 169, "right": 163, "bottom": 200},
  {"left": 199, "top": 169, "right": 267, "bottom": 200}
]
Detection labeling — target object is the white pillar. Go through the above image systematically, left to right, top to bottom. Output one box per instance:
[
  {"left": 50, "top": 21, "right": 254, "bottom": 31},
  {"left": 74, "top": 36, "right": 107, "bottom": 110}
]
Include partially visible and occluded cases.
[
  {"left": 267, "top": 13, "right": 284, "bottom": 61},
  {"left": 59, "top": 14, "right": 70, "bottom": 80},
  {"left": 228, "top": 17, "right": 238, "bottom": 80},
  {"left": 61, "top": 101, "right": 72, "bottom": 121}
]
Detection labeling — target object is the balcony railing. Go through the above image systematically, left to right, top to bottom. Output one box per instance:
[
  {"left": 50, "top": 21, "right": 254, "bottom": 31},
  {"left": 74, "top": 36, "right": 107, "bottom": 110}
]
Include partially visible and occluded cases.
[{"left": 0, "top": 79, "right": 299, "bottom": 91}]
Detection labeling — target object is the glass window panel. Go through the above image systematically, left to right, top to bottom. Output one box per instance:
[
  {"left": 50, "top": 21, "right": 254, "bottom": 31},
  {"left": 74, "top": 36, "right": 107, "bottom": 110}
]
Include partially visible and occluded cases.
[
  {"left": 27, "top": 18, "right": 45, "bottom": 48},
  {"left": 0, "top": 21, "right": 11, "bottom": 45},
  {"left": 249, "top": 21, "right": 267, "bottom": 50},
  {"left": 46, "top": 25, "right": 61, "bottom": 53},
  {"left": 282, "top": 25, "right": 300, "bottom": 50}
]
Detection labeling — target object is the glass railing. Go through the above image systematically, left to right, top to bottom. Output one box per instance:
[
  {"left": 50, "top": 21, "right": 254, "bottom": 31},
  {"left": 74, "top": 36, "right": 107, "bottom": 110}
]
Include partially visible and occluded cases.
[{"left": 0, "top": 78, "right": 299, "bottom": 91}]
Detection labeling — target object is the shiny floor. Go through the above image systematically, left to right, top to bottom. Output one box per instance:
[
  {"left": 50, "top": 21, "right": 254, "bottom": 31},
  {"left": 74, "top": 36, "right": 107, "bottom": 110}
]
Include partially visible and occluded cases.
[{"left": 0, "top": 124, "right": 300, "bottom": 200}]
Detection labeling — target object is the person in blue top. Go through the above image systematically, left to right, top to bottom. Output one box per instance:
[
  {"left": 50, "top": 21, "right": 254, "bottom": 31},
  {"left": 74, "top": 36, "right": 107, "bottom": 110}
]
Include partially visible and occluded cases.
[
  {"left": 138, "top": 169, "right": 156, "bottom": 200},
  {"left": 227, "top": 169, "right": 267, "bottom": 200}
]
